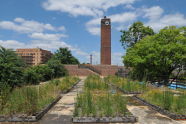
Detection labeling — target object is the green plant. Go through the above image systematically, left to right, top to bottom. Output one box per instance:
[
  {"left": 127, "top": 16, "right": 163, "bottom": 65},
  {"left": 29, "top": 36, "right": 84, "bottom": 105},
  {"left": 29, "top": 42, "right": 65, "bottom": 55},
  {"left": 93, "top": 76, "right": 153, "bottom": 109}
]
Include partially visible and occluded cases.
[
  {"left": 0, "top": 46, "right": 25, "bottom": 89},
  {"left": 24, "top": 68, "right": 40, "bottom": 85},
  {"left": 85, "top": 75, "right": 108, "bottom": 90},
  {"left": 0, "top": 76, "right": 79, "bottom": 115},
  {"left": 74, "top": 76, "right": 128, "bottom": 117},
  {"left": 105, "top": 76, "right": 148, "bottom": 92},
  {"left": 0, "top": 82, "right": 11, "bottom": 110},
  {"left": 140, "top": 89, "right": 186, "bottom": 114}
]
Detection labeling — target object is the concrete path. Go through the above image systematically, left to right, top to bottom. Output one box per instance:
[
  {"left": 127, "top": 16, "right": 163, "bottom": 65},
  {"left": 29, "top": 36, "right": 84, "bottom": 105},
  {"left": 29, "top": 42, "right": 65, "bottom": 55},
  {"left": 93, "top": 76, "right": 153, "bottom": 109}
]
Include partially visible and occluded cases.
[
  {"left": 39, "top": 79, "right": 84, "bottom": 124},
  {"left": 127, "top": 105, "right": 186, "bottom": 124}
]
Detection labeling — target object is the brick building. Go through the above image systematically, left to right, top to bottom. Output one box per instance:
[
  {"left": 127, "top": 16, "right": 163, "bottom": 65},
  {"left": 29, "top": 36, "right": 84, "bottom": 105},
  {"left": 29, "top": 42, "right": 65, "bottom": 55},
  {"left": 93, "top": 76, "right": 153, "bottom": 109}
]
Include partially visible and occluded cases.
[
  {"left": 101, "top": 16, "right": 111, "bottom": 65},
  {"left": 16, "top": 48, "right": 52, "bottom": 65}
]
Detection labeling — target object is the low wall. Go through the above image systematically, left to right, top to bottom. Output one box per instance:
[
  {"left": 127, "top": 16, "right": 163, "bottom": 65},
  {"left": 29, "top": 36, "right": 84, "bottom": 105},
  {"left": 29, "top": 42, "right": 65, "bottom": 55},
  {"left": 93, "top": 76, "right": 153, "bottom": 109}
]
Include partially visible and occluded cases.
[{"left": 72, "top": 116, "right": 137, "bottom": 123}]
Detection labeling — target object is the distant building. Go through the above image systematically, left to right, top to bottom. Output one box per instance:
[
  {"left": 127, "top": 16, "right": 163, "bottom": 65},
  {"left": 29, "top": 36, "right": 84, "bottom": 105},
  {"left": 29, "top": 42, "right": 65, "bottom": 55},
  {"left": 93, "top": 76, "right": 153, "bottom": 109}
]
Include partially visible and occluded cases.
[{"left": 16, "top": 48, "right": 53, "bottom": 65}]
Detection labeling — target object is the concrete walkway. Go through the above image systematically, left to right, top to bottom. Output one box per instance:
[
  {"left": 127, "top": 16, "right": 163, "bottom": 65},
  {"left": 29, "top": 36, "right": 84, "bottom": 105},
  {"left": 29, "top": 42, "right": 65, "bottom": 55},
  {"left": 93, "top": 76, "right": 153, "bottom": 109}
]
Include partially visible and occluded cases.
[
  {"left": 39, "top": 79, "right": 84, "bottom": 124},
  {"left": 127, "top": 105, "right": 186, "bottom": 124}
]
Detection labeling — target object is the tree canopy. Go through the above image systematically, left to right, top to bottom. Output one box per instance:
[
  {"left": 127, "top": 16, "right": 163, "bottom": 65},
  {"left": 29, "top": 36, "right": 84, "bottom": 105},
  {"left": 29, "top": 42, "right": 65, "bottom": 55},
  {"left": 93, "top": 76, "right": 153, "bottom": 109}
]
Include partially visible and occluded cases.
[
  {"left": 120, "top": 21, "right": 154, "bottom": 48},
  {"left": 123, "top": 26, "right": 186, "bottom": 84},
  {"left": 0, "top": 47, "right": 25, "bottom": 88},
  {"left": 52, "top": 47, "right": 80, "bottom": 64}
]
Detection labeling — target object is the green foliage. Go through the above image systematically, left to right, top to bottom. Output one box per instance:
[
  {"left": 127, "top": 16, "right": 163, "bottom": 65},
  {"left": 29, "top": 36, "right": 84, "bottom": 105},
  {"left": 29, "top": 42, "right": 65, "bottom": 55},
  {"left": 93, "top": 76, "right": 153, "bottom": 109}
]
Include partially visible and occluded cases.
[
  {"left": 120, "top": 21, "right": 154, "bottom": 48},
  {"left": 124, "top": 26, "right": 186, "bottom": 84},
  {"left": 0, "top": 46, "right": 25, "bottom": 88},
  {"left": 51, "top": 47, "right": 79, "bottom": 64},
  {"left": 47, "top": 59, "right": 68, "bottom": 78},
  {"left": 23, "top": 62, "right": 68, "bottom": 85},
  {"left": 34, "top": 65, "right": 53, "bottom": 81},
  {"left": 23, "top": 67, "right": 40, "bottom": 85},
  {"left": 74, "top": 75, "right": 128, "bottom": 117},
  {"left": 84, "top": 75, "right": 108, "bottom": 90},
  {"left": 0, "top": 76, "right": 79, "bottom": 115},
  {"left": 58, "top": 76, "right": 79, "bottom": 91},
  {"left": 105, "top": 76, "right": 148, "bottom": 92},
  {"left": 0, "top": 82, "right": 11, "bottom": 110},
  {"left": 141, "top": 89, "right": 186, "bottom": 114},
  {"left": 75, "top": 91, "right": 128, "bottom": 117}
]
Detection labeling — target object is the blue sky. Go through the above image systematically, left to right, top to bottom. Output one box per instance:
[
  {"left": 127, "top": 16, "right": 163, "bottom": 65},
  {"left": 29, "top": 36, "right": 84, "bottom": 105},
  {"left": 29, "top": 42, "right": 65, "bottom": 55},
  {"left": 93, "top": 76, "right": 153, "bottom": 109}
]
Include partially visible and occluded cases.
[{"left": 0, "top": 0, "right": 186, "bottom": 65}]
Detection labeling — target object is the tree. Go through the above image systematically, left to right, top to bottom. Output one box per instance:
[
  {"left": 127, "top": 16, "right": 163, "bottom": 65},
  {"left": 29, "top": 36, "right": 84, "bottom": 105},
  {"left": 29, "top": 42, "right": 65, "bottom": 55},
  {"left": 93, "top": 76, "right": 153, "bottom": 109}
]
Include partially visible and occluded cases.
[
  {"left": 120, "top": 21, "right": 154, "bottom": 48},
  {"left": 123, "top": 26, "right": 186, "bottom": 85},
  {"left": 0, "top": 47, "right": 25, "bottom": 89},
  {"left": 52, "top": 48, "right": 80, "bottom": 64},
  {"left": 47, "top": 59, "right": 68, "bottom": 78},
  {"left": 23, "top": 65, "right": 53, "bottom": 84},
  {"left": 34, "top": 65, "right": 53, "bottom": 81},
  {"left": 23, "top": 67, "right": 40, "bottom": 85}
]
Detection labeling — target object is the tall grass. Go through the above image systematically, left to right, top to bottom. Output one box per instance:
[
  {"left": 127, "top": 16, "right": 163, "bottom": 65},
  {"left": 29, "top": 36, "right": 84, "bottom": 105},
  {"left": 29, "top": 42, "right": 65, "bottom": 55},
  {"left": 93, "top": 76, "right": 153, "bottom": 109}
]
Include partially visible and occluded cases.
[
  {"left": 74, "top": 75, "right": 128, "bottom": 117},
  {"left": 84, "top": 75, "right": 108, "bottom": 90},
  {"left": 0, "top": 76, "right": 79, "bottom": 115},
  {"left": 105, "top": 76, "right": 148, "bottom": 92},
  {"left": 140, "top": 89, "right": 186, "bottom": 114}
]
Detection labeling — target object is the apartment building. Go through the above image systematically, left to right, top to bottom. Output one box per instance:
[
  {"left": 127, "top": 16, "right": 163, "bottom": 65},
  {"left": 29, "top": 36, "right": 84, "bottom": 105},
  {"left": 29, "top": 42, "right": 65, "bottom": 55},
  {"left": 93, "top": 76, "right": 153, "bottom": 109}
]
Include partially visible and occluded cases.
[{"left": 16, "top": 48, "right": 53, "bottom": 65}]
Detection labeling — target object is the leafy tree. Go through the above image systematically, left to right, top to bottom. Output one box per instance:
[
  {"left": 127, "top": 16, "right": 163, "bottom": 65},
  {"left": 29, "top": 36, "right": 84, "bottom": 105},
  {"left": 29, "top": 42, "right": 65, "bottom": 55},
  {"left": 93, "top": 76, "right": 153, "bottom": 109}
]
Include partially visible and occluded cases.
[
  {"left": 120, "top": 21, "right": 154, "bottom": 48},
  {"left": 124, "top": 26, "right": 186, "bottom": 84},
  {"left": 0, "top": 47, "right": 25, "bottom": 89},
  {"left": 52, "top": 48, "right": 80, "bottom": 64},
  {"left": 47, "top": 59, "right": 68, "bottom": 78},
  {"left": 34, "top": 65, "right": 53, "bottom": 81},
  {"left": 23, "top": 67, "right": 40, "bottom": 85}
]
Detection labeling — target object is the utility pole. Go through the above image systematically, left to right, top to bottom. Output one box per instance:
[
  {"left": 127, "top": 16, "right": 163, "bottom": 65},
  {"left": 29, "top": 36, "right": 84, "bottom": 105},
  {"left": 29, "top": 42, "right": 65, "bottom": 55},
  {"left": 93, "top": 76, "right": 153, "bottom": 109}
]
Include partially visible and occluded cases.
[{"left": 90, "top": 54, "right": 92, "bottom": 65}]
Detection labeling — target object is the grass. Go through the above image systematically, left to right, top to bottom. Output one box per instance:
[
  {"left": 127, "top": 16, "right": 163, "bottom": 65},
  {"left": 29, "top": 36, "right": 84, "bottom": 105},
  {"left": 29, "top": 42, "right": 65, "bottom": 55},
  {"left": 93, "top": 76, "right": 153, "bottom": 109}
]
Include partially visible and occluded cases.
[
  {"left": 74, "top": 75, "right": 129, "bottom": 117},
  {"left": 84, "top": 75, "right": 108, "bottom": 90},
  {"left": 0, "top": 76, "right": 79, "bottom": 116},
  {"left": 105, "top": 76, "right": 148, "bottom": 93},
  {"left": 140, "top": 89, "right": 186, "bottom": 115}
]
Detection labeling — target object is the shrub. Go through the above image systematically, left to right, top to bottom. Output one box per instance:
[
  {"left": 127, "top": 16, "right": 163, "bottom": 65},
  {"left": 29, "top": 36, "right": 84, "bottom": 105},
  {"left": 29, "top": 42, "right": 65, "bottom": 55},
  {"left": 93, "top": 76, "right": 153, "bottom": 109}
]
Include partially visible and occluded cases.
[
  {"left": 47, "top": 59, "right": 68, "bottom": 78},
  {"left": 34, "top": 65, "right": 53, "bottom": 81},
  {"left": 23, "top": 68, "right": 40, "bottom": 85}
]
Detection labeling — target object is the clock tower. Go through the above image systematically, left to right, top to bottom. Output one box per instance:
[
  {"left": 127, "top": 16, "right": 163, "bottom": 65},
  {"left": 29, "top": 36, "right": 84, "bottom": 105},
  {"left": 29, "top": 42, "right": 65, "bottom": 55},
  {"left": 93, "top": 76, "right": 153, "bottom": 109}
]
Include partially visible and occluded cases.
[{"left": 101, "top": 16, "right": 111, "bottom": 65}]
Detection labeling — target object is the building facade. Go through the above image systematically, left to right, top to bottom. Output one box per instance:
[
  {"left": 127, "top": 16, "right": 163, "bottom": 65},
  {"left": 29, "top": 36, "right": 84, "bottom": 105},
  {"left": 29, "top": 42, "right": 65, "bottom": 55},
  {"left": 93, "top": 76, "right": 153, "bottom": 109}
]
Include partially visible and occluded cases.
[
  {"left": 100, "top": 16, "right": 111, "bottom": 65},
  {"left": 16, "top": 48, "right": 52, "bottom": 65}
]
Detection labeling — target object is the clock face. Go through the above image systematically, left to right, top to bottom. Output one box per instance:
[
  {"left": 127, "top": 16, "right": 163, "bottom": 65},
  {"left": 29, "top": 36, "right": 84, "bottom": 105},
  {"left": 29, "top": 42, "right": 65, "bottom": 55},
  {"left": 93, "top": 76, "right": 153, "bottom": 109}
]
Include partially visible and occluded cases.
[{"left": 105, "top": 21, "right": 110, "bottom": 25}]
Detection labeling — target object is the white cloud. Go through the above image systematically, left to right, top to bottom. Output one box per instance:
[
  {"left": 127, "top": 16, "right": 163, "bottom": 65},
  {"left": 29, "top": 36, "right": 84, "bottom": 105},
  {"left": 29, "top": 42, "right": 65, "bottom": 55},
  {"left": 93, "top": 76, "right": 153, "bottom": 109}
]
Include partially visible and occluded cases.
[
  {"left": 42, "top": 0, "right": 136, "bottom": 17},
  {"left": 125, "top": 4, "right": 135, "bottom": 10},
  {"left": 143, "top": 6, "right": 186, "bottom": 31},
  {"left": 143, "top": 6, "right": 164, "bottom": 20},
  {"left": 86, "top": 12, "right": 137, "bottom": 35},
  {"left": 110, "top": 12, "right": 137, "bottom": 23},
  {"left": 0, "top": 18, "right": 65, "bottom": 34},
  {"left": 58, "top": 26, "right": 66, "bottom": 31},
  {"left": 29, "top": 33, "right": 68, "bottom": 41},
  {"left": 0, "top": 40, "right": 26, "bottom": 49}
]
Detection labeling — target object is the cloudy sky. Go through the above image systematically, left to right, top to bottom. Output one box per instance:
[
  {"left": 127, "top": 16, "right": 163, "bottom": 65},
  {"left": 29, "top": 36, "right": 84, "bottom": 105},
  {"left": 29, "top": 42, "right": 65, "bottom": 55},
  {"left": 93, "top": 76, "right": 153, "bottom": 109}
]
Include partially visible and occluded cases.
[{"left": 0, "top": 0, "right": 186, "bottom": 65}]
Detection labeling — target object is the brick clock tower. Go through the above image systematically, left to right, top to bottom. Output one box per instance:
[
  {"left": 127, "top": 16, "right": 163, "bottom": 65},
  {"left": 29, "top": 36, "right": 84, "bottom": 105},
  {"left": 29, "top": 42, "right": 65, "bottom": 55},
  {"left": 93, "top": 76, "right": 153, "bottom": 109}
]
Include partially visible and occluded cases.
[{"left": 101, "top": 16, "right": 111, "bottom": 65}]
